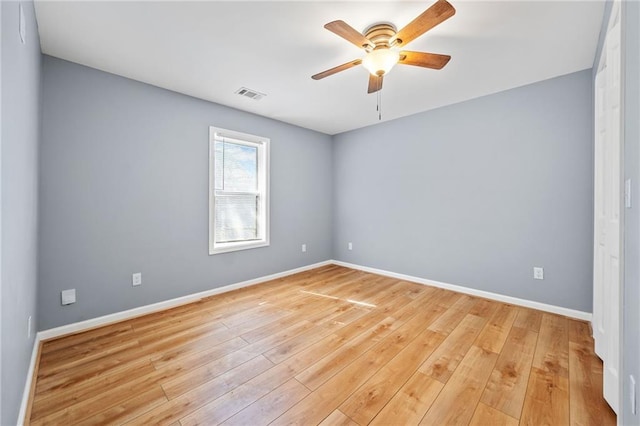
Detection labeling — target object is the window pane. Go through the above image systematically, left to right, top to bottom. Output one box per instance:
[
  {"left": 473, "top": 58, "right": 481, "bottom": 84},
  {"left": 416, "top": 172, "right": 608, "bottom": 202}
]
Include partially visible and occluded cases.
[
  {"left": 214, "top": 141, "right": 224, "bottom": 190},
  {"left": 215, "top": 141, "right": 257, "bottom": 192},
  {"left": 215, "top": 194, "right": 258, "bottom": 242}
]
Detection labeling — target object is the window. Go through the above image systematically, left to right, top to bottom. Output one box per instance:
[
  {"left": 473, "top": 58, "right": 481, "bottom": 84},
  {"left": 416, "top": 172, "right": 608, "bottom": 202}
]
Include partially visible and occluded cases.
[{"left": 209, "top": 127, "right": 269, "bottom": 254}]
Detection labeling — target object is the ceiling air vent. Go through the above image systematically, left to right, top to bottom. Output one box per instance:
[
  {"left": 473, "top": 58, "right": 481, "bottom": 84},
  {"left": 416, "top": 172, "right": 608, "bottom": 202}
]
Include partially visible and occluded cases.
[{"left": 235, "top": 87, "right": 266, "bottom": 101}]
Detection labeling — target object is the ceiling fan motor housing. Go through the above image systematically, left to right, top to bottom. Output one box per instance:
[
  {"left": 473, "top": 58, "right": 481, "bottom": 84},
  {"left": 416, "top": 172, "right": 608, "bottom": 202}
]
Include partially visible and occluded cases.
[{"left": 363, "top": 23, "right": 398, "bottom": 49}]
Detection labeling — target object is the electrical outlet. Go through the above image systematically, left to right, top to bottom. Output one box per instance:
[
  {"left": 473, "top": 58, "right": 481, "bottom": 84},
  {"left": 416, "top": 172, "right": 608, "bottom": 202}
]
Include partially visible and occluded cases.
[
  {"left": 348, "top": 242, "right": 353, "bottom": 251},
  {"left": 301, "top": 244, "right": 307, "bottom": 253},
  {"left": 533, "top": 267, "right": 544, "bottom": 280},
  {"left": 132, "top": 273, "right": 142, "bottom": 286},
  {"left": 61, "top": 289, "right": 76, "bottom": 305},
  {"left": 27, "top": 316, "right": 32, "bottom": 338}
]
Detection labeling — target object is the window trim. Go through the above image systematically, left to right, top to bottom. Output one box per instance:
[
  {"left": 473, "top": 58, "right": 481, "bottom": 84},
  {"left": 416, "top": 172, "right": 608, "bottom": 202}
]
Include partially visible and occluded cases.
[{"left": 209, "top": 126, "right": 270, "bottom": 255}]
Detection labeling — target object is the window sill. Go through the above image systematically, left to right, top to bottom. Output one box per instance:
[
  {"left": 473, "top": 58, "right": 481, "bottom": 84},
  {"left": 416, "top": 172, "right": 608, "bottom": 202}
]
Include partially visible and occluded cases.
[{"left": 209, "top": 240, "right": 269, "bottom": 255}]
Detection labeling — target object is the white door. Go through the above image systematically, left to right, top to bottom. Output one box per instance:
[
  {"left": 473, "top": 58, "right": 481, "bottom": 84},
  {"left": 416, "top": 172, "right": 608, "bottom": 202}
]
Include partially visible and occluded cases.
[{"left": 593, "top": 2, "right": 622, "bottom": 414}]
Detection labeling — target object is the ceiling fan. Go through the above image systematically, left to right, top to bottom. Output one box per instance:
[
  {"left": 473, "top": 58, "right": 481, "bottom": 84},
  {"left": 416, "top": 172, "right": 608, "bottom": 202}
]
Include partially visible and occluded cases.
[{"left": 312, "top": 0, "right": 456, "bottom": 94}]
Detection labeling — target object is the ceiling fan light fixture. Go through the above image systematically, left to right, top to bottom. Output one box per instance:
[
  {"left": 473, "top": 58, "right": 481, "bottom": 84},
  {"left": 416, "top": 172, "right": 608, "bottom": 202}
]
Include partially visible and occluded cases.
[{"left": 362, "top": 48, "right": 400, "bottom": 76}]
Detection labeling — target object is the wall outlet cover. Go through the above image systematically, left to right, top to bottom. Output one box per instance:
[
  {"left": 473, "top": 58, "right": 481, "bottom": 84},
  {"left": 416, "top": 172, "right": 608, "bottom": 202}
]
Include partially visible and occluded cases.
[
  {"left": 533, "top": 267, "right": 544, "bottom": 280},
  {"left": 132, "top": 272, "right": 142, "bottom": 286},
  {"left": 61, "top": 289, "right": 76, "bottom": 305}
]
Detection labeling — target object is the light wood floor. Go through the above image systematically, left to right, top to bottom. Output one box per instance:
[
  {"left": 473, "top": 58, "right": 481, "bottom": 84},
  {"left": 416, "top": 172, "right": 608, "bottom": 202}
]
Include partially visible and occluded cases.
[{"left": 28, "top": 265, "right": 616, "bottom": 425}]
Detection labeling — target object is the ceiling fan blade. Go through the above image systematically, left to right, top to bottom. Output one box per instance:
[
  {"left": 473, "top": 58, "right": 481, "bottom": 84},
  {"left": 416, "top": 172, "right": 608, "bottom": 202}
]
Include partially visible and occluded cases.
[
  {"left": 390, "top": 0, "right": 456, "bottom": 47},
  {"left": 324, "top": 20, "right": 374, "bottom": 50},
  {"left": 399, "top": 51, "right": 451, "bottom": 69},
  {"left": 312, "top": 59, "right": 363, "bottom": 80},
  {"left": 368, "top": 74, "right": 383, "bottom": 94}
]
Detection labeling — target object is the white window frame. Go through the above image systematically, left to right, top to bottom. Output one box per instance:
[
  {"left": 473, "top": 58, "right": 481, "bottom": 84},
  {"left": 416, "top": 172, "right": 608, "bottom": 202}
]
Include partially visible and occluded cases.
[{"left": 209, "top": 126, "right": 270, "bottom": 255}]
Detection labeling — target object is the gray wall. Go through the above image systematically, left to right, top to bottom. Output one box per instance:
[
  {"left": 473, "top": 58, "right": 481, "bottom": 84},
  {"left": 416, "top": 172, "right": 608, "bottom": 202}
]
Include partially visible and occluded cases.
[
  {"left": 622, "top": 0, "right": 640, "bottom": 424},
  {"left": 1, "top": 1, "right": 41, "bottom": 424},
  {"left": 39, "top": 56, "right": 333, "bottom": 330},
  {"left": 333, "top": 70, "right": 594, "bottom": 312}
]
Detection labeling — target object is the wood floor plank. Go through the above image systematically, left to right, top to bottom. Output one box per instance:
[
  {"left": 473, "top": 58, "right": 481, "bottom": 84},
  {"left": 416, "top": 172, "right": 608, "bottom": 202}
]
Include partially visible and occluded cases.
[
  {"left": 27, "top": 266, "right": 615, "bottom": 426},
  {"left": 327, "top": 275, "right": 395, "bottom": 304},
  {"left": 362, "top": 278, "right": 419, "bottom": 304},
  {"left": 432, "top": 290, "right": 464, "bottom": 309},
  {"left": 376, "top": 292, "right": 426, "bottom": 321},
  {"left": 277, "top": 293, "right": 348, "bottom": 315},
  {"left": 427, "top": 295, "right": 476, "bottom": 335},
  {"left": 468, "top": 298, "right": 500, "bottom": 319},
  {"left": 125, "top": 300, "right": 214, "bottom": 331},
  {"left": 298, "top": 300, "right": 446, "bottom": 392},
  {"left": 474, "top": 303, "right": 518, "bottom": 354},
  {"left": 222, "top": 304, "right": 291, "bottom": 329},
  {"left": 274, "top": 304, "right": 448, "bottom": 425},
  {"left": 263, "top": 307, "right": 366, "bottom": 364},
  {"left": 513, "top": 307, "right": 543, "bottom": 333},
  {"left": 135, "top": 311, "right": 231, "bottom": 348},
  {"left": 239, "top": 311, "right": 307, "bottom": 343},
  {"left": 532, "top": 313, "right": 569, "bottom": 377},
  {"left": 418, "top": 314, "right": 487, "bottom": 383},
  {"left": 133, "top": 315, "right": 217, "bottom": 349},
  {"left": 295, "top": 315, "right": 399, "bottom": 390},
  {"left": 568, "top": 319, "right": 594, "bottom": 347},
  {"left": 240, "top": 320, "right": 328, "bottom": 357},
  {"left": 40, "top": 323, "right": 135, "bottom": 355},
  {"left": 175, "top": 323, "right": 369, "bottom": 425},
  {"left": 480, "top": 326, "right": 537, "bottom": 419},
  {"left": 39, "top": 327, "right": 138, "bottom": 367},
  {"left": 147, "top": 327, "right": 238, "bottom": 365},
  {"left": 185, "top": 329, "right": 369, "bottom": 425},
  {"left": 339, "top": 329, "right": 445, "bottom": 424},
  {"left": 150, "top": 335, "right": 248, "bottom": 369},
  {"left": 37, "top": 338, "right": 141, "bottom": 377},
  {"left": 569, "top": 342, "right": 616, "bottom": 426},
  {"left": 35, "top": 344, "right": 153, "bottom": 396},
  {"left": 419, "top": 345, "right": 499, "bottom": 425},
  {"left": 161, "top": 350, "right": 258, "bottom": 400},
  {"left": 125, "top": 355, "right": 273, "bottom": 425},
  {"left": 30, "top": 359, "right": 156, "bottom": 421},
  {"left": 520, "top": 367, "right": 569, "bottom": 426},
  {"left": 32, "top": 368, "right": 170, "bottom": 425},
  {"left": 369, "top": 371, "right": 443, "bottom": 425},
  {"left": 180, "top": 374, "right": 307, "bottom": 425},
  {"left": 219, "top": 379, "right": 310, "bottom": 426},
  {"left": 75, "top": 386, "right": 167, "bottom": 426},
  {"left": 469, "top": 402, "right": 518, "bottom": 426},
  {"left": 318, "top": 410, "right": 358, "bottom": 426}
]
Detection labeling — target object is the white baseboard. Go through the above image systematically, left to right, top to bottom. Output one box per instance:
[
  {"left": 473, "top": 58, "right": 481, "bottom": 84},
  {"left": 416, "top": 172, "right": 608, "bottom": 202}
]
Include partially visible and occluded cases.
[
  {"left": 38, "top": 260, "right": 332, "bottom": 341},
  {"left": 331, "top": 260, "right": 592, "bottom": 321},
  {"left": 18, "top": 334, "right": 41, "bottom": 426}
]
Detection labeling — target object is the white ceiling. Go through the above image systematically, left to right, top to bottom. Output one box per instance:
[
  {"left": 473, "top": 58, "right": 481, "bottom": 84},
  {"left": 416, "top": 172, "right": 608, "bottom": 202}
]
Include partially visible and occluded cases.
[{"left": 34, "top": 1, "right": 604, "bottom": 135}]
